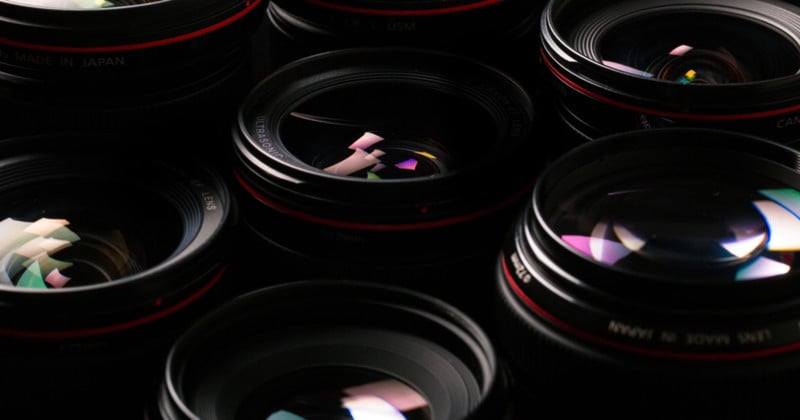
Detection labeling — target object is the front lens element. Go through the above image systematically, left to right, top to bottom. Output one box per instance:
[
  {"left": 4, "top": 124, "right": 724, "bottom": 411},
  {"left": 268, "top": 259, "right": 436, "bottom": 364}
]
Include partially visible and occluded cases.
[
  {"left": 596, "top": 12, "right": 800, "bottom": 84},
  {"left": 279, "top": 81, "right": 496, "bottom": 180},
  {"left": 547, "top": 175, "right": 800, "bottom": 281},
  {"left": 0, "top": 181, "right": 181, "bottom": 289}
]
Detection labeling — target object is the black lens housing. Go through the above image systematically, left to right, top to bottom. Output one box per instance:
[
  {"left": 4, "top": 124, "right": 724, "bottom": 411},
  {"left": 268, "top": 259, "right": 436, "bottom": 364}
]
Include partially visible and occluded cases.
[
  {"left": 0, "top": 0, "right": 267, "bottom": 137},
  {"left": 259, "top": 0, "right": 544, "bottom": 87},
  {"left": 268, "top": 0, "right": 540, "bottom": 41},
  {"left": 540, "top": 0, "right": 800, "bottom": 151},
  {"left": 232, "top": 47, "right": 542, "bottom": 316},
  {"left": 495, "top": 127, "right": 800, "bottom": 416},
  {"left": 0, "top": 132, "right": 235, "bottom": 416},
  {"left": 154, "top": 280, "right": 504, "bottom": 420}
]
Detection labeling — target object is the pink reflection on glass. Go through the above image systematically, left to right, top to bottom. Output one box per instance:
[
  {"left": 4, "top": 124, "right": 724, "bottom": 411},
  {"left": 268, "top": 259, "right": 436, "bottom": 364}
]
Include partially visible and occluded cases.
[
  {"left": 669, "top": 44, "right": 694, "bottom": 56},
  {"left": 601, "top": 60, "right": 653, "bottom": 77},
  {"left": 324, "top": 132, "right": 390, "bottom": 176},
  {"left": 349, "top": 132, "right": 384, "bottom": 151},
  {"left": 324, "top": 148, "right": 385, "bottom": 176},
  {"left": 394, "top": 159, "right": 418, "bottom": 171},
  {"left": 759, "top": 188, "right": 800, "bottom": 219},
  {"left": 24, "top": 218, "right": 70, "bottom": 237},
  {"left": 721, "top": 232, "right": 767, "bottom": 258},
  {"left": 561, "top": 235, "right": 631, "bottom": 265},
  {"left": 736, "top": 256, "right": 791, "bottom": 281},
  {"left": 45, "top": 268, "right": 71, "bottom": 288},
  {"left": 344, "top": 379, "right": 427, "bottom": 413},
  {"left": 342, "top": 395, "right": 405, "bottom": 420}
]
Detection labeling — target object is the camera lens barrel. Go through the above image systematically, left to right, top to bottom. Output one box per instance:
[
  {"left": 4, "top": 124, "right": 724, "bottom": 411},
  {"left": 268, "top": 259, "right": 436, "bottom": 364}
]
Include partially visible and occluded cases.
[
  {"left": 0, "top": 0, "right": 267, "bottom": 137},
  {"left": 259, "top": 0, "right": 544, "bottom": 85},
  {"left": 267, "top": 0, "right": 540, "bottom": 42},
  {"left": 540, "top": 0, "right": 800, "bottom": 148},
  {"left": 231, "top": 47, "right": 542, "bottom": 310},
  {"left": 495, "top": 127, "right": 800, "bottom": 416},
  {"left": 0, "top": 132, "right": 235, "bottom": 416},
  {"left": 155, "top": 280, "right": 504, "bottom": 420}
]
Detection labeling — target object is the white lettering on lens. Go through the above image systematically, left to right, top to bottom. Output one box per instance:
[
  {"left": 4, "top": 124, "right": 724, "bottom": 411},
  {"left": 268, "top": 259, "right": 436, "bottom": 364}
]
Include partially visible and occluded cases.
[
  {"left": 387, "top": 21, "right": 416, "bottom": 32},
  {"left": 15, "top": 51, "right": 54, "bottom": 66},
  {"left": 60, "top": 56, "right": 75, "bottom": 67},
  {"left": 81, "top": 56, "right": 125, "bottom": 67},
  {"left": 639, "top": 114, "right": 652, "bottom": 129},
  {"left": 254, "top": 115, "right": 284, "bottom": 158},
  {"left": 777, "top": 115, "right": 800, "bottom": 129},
  {"left": 200, "top": 192, "right": 217, "bottom": 211},
  {"left": 509, "top": 252, "right": 532, "bottom": 283},
  {"left": 607, "top": 320, "right": 654, "bottom": 340},
  {"left": 736, "top": 329, "right": 772, "bottom": 344},
  {"left": 659, "top": 330, "right": 678, "bottom": 343},
  {"left": 686, "top": 333, "right": 731, "bottom": 346}
]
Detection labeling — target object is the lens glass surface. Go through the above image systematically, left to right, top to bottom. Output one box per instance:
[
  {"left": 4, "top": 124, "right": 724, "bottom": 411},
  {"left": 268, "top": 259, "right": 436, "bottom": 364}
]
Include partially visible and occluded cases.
[
  {"left": 5, "top": 0, "right": 163, "bottom": 9},
  {"left": 597, "top": 12, "right": 800, "bottom": 84},
  {"left": 277, "top": 80, "right": 497, "bottom": 180},
  {"left": 544, "top": 169, "right": 800, "bottom": 282},
  {"left": 0, "top": 180, "right": 182, "bottom": 289},
  {"left": 236, "top": 367, "right": 432, "bottom": 420}
]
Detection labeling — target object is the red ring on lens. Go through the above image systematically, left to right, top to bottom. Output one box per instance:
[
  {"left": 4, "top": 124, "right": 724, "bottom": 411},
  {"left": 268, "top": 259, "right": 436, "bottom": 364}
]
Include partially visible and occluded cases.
[
  {"left": 0, "top": 0, "right": 263, "bottom": 53},
  {"left": 301, "top": 0, "right": 504, "bottom": 16},
  {"left": 541, "top": 46, "right": 800, "bottom": 121},
  {"left": 234, "top": 169, "right": 536, "bottom": 231},
  {"left": 0, "top": 266, "right": 226, "bottom": 339}
]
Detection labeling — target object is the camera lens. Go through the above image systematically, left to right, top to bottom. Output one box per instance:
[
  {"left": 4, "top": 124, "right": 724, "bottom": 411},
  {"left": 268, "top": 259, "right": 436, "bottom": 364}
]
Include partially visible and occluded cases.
[
  {"left": 0, "top": 0, "right": 267, "bottom": 138},
  {"left": 258, "top": 0, "right": 544, "bottom": 87},
  {"left": 540, "top": 0, "right": 800, "bottom": 150},
  {"left": 231, "top": 47, "right": 542, "bottom": 318},
  {"left": 495, "top": 127, "right": 800, "bottom": 417},
  {"left": 0, "top": 132, "right": 235, "bottom": 417},
  {"left": 153, "top": 280, "right": 504, "bottom": 420}
]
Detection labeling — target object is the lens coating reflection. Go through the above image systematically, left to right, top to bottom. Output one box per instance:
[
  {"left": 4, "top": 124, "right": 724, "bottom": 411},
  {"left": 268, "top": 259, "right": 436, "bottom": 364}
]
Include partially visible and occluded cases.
[
  {"left": 5, "top": 0, "right": 162, "bottom": 9},
  {"left": 277, "top": 81, "right": 496, "bottom": 180},
  {"left": 297, "top": 123, "right": 448, "bottom": 180},
  {"left": 549, "top": 175, "right": 800, "bottom": 281},
  {"left": 0, "top": 181, "right": 182, "bottom": 289},
  {"left": 0, "top": 216, "right": 142, "bottom": 288},
  {"left": 237, "top": 367, "right": 431, "bottom": 420}
]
